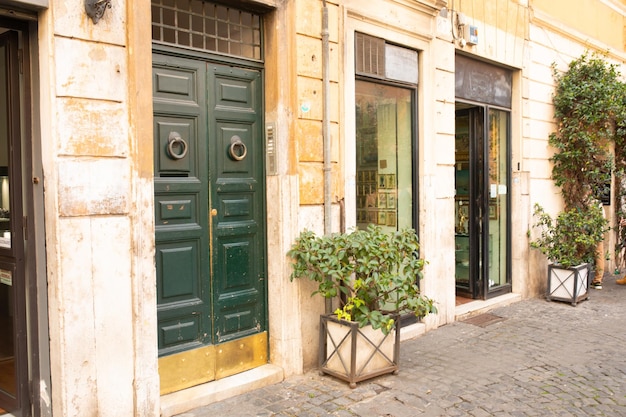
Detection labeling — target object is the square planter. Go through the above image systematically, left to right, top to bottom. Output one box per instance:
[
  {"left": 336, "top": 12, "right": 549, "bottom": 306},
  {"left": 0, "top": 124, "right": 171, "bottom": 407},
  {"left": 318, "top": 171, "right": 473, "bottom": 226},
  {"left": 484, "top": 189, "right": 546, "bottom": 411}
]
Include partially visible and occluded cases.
[
  {"left": 546, "top": 263, "right": 590, "bottom": 306},
  {"left": 319, "top": 314, "right": 400, "bottom": 388}
]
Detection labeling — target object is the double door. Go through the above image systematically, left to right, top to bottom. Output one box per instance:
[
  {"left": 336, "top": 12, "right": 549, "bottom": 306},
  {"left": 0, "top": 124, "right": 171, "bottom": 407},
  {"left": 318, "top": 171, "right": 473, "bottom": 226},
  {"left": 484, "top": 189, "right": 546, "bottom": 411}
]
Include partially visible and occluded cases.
[
  {"left": 153, "top": 52, "right": 267, "bottom": 394},
  {"left": 455, "top": 105, "right": 511, "bottom": 299}
]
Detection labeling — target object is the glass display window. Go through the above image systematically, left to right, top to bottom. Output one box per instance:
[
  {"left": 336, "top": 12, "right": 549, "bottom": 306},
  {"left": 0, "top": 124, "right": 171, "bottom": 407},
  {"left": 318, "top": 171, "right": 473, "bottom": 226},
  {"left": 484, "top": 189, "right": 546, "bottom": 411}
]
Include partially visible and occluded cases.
[{"left": 355, "top": 80, "right": 414, "bottom": 231}]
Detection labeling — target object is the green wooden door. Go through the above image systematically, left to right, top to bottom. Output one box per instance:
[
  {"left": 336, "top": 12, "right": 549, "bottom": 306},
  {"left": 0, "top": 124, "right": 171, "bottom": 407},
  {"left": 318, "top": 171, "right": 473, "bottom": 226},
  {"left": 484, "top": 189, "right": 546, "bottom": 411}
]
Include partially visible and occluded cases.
[
  {"left": 153, "top": 53, "right": 266, "bottom": 394},
  {"left": 209, "top": 64, "right": 266, "bottom": 343}
]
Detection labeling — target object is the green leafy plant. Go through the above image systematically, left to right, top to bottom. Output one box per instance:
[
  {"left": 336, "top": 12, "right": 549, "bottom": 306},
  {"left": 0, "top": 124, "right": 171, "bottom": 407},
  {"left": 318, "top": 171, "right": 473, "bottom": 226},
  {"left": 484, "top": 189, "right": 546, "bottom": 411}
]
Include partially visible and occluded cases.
[
  {"left": 531, "top": 52, "right": 623, "bottom": 270},
  {"left": 549, "top": 52, "right": 620, "bottom": 211},
  {"left": 612, "top": 87, "right": 626, "bottom": 269},
  {"left": 531, "top": 203, "right": 608, "bottom": 268},
  {"left": 288, "top": 224, "right": 437, "bottom": 334}
]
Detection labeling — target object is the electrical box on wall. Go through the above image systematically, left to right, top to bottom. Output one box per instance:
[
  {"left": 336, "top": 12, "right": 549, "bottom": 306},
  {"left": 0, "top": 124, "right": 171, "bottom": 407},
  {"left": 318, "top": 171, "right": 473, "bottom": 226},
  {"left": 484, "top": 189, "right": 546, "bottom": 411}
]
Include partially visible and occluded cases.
[{"left": 464, "top": 25, "right": 479, "bottom": 45}]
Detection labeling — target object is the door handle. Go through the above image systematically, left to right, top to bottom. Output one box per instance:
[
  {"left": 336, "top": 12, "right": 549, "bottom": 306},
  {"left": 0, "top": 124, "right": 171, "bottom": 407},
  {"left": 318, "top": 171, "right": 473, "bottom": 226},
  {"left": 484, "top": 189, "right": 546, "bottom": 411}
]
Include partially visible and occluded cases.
[
  {"left": 167, "top": 132, "right": 188, "bottom": 160},
  {"left": 228, "top": 135, "right": 247, "bottom": 161}
]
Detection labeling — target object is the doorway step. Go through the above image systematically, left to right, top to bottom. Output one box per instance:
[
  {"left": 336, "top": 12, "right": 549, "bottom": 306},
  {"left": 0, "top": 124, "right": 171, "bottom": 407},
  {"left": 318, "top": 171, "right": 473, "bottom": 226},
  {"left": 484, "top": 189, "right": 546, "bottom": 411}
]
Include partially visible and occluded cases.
[
  {"left": 455, "top": 293, "right": 521, "bottom": 322},
  {"left": 160, "top": 364, "right": 283, "bottom": 417}
]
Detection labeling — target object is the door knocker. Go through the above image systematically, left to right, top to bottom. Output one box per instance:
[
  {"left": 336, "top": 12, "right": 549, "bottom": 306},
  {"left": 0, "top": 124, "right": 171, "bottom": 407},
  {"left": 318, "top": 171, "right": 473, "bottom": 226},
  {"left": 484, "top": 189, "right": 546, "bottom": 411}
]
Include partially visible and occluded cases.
[
  {"left": 167, "top": 132, "right": 188, "bottom": 160},
  {"left": 228, "top": 135, "right": 247, "bottom": 161}
]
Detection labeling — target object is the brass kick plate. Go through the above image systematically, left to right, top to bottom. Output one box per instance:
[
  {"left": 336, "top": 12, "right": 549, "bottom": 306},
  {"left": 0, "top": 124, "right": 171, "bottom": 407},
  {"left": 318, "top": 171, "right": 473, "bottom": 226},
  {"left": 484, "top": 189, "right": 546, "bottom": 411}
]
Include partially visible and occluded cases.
[{"left": 159, "top": 332, "right": 268, "bottom": 395}]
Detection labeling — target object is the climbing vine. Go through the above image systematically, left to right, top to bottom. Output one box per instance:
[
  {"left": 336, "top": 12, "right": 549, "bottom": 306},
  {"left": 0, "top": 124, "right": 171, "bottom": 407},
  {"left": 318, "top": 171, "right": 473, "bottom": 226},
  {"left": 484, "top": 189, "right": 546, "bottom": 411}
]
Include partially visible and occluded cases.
[
  {"left": 549, "top": 52, "right": 620, "bottom": 210},
  {"left": 550, "top": 52, "right": 626, "bottom": 269}
]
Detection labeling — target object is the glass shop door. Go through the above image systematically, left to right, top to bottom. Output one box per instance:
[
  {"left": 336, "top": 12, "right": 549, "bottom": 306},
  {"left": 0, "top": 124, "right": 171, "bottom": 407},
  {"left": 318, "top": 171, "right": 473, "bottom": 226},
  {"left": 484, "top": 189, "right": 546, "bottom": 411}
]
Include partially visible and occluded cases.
[{"left": 455, "top": 105, "right": 511, "bottom": 300}]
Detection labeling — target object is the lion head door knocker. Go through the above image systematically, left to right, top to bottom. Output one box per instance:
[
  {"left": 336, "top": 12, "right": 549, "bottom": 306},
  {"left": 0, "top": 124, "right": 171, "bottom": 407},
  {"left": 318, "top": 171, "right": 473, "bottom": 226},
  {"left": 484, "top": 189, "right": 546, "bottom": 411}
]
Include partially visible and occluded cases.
[
  {"left": 85, "top": 0, "right": 112, "bottom": 24},
  {"left": 167, "top": 132, "right": 188, "bottom": 160},
  {"left": 228, "top": 135, "right": 248, "bottom": 161}
]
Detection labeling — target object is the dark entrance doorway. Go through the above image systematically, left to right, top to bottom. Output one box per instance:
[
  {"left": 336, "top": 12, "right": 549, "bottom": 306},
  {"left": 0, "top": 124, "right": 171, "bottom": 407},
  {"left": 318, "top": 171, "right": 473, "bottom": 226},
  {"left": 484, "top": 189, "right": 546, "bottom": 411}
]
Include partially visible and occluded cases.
[
  {"left": 0, "top": 25, "right": 28, "bottom": 416},
  {"left": 454, "top": 55, "right": 512, "bottom": 301},
  {"left": 454, "top": 105, "right": 511, "bottom": 300}
]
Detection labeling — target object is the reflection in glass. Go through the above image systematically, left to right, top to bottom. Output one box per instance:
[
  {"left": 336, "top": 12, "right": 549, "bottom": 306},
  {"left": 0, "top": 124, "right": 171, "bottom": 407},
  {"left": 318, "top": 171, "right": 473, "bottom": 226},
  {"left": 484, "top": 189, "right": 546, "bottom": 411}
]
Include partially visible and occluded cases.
[
  {"left": 0, "top": 38, "right": 15, "bottom": 400},
  {"left": 0, "top": 41, "right": 9, "bottom": 249},
  {"left": 355, "top": 80, "right": 413, "bottom": 231},
  {"left": 488, "top": 109, "right": 509, "bottom": 288},
  {"left": 455, "top": 113, "right": 471, "bottom": 290}
]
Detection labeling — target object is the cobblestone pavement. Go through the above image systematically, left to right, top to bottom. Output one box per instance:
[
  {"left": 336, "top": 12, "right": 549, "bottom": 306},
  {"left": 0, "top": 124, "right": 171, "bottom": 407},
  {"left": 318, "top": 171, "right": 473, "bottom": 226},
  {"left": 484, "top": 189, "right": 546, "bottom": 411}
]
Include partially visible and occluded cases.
[{"left": 177, "top": 274, "right": 626, "bottom": 417}]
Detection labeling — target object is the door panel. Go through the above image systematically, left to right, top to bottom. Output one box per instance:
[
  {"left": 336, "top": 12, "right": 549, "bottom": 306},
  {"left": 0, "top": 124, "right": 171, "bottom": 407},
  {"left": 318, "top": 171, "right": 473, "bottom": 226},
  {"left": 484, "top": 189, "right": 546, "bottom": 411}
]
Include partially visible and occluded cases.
[
  {"left": 0, "top": 29, "right": 27, "bottom": 415},
  {"left": 154, "top": 53, "right": 266, "bottom": 394},
  {"left": 153, "top": 55, "right": 210, "bottom": 356},
  {"left": 210, "top": 65, "right": 265, "bottom": 344},
  {"left": 455, "top": 106, "right": 510, "bottom": 300},
  {"left": 487, "top": 109, "right": 509, "bottom": 292}
]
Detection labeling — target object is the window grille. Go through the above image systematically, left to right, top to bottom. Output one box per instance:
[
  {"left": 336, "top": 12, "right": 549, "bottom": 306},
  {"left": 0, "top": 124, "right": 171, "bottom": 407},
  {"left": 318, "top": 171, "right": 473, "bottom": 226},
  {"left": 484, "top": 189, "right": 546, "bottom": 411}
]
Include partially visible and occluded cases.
[
  {"left": 152, "top": 0, "right": 262, "bottom": 60},
  {"left": 355, "top": 32, "right": 385, "bottom": 78}
]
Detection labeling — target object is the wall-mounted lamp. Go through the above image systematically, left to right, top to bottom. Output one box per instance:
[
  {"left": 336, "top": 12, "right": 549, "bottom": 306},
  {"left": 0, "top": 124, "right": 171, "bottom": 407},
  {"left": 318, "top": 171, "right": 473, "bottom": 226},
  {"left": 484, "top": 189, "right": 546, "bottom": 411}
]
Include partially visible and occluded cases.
[{"left": 85, "top": 0, "right": 112, "bottom": 24}]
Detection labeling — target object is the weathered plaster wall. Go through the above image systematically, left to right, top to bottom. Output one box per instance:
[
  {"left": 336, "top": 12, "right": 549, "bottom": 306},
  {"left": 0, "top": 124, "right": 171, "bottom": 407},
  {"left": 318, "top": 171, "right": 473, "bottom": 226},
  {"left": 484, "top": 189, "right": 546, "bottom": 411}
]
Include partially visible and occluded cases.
[
  {"left": 33, "top": 0, "right": 626, "bottom": 413},
  {"left": 40, "top": 0, "right": 158, "bottom": 415},
  {"left": 292, "top": 0, "right": 342, "bottom": 370},
  {"left": 295, "top": 0, "right": 342, "bottom": 208},
  {"left": 264, "top": 1, "right": 309, "bottom": 377},
  {"left": 431, "top": 27, "right": 458, "bottom": 327}
]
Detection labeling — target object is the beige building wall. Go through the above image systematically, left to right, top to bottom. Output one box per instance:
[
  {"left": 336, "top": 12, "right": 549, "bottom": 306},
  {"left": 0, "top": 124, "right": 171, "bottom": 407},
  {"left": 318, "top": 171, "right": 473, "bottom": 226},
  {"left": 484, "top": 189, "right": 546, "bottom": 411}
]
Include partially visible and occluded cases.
[
  {"left": 25, "top": 0, "right": 626, "bottom": 415},
  {"left": 38, "top": 0, "right": 159, "bottom": 415},
  {"left": 264, "top": 0, "right": 314, "bottom": 379},
  {"left": 289, "top": 0, "right": 534, "bottom": 369},
  {"left": 292, "top": 0, "right": 342, "bottom": 369},
  {"left": 341, "top": 0, "right": 456, "bottom": 330},
  {"left": 447, "top": 0, "right": 532, "bottom": 297},
  {"left": 526, "top": 3, "right": 626, "bottom": 294}
]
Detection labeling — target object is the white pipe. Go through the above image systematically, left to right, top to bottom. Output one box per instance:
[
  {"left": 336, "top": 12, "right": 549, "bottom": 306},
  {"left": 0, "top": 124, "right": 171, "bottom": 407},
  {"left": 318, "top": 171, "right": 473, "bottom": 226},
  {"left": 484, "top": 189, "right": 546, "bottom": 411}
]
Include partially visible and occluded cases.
[
  {"left": 321, "top": 0, "right": 332, "bottom": 314},
  {"left": 322, "top": 0, "right": 331, "bottom": 237}
]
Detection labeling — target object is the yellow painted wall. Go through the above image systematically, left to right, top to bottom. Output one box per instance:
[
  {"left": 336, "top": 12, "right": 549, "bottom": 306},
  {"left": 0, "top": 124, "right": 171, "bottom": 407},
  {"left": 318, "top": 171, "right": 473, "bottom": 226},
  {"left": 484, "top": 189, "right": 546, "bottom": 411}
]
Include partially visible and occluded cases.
[
  {"left": 295, "top": 0, "right": 342, "bottom": 205},
  {"left": 453, "top": 0, "right": 625, "bottom": 52},
  {"left": 532, "top": 0, "right": 625, "bottom": 51}
]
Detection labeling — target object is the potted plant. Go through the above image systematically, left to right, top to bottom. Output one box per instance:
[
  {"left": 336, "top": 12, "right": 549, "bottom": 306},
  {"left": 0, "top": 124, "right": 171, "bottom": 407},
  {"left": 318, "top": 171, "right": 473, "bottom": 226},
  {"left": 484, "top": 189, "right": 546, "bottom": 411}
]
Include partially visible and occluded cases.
[
  {"left": 530, "top": 52, "right": 620, "bottom": 302},
  {"left": 531, "top": 203, "right": 608, "bottom": 305},
  {"left": 288, "top": 224, "right": 436, "bottom": 387}
]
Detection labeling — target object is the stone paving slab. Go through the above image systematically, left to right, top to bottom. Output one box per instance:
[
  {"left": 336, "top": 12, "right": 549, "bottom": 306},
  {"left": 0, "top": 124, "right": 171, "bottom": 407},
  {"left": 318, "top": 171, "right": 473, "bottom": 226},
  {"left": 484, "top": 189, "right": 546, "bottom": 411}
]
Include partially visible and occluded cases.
[{"left": 176, "top": 274, "right": 626, "bottom": 417}]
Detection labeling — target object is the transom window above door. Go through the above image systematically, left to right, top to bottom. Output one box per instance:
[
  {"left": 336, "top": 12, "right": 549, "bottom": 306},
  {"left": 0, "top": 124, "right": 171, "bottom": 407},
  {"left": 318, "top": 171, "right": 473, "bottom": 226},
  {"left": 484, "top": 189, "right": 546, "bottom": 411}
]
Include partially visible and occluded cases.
[{"left": 151, "top": 0, "right": 262, "bottom": 60}]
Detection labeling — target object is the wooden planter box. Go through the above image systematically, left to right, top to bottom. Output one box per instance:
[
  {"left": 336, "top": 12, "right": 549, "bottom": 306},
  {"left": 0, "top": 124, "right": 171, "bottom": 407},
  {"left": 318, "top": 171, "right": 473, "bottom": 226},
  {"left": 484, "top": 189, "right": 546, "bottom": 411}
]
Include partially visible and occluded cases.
[
  {"left": 546, "top": 263, "right": 590, "bottom": 306},
  {"left": 319, "top": 314, "right": 400, "bottom": 388}
]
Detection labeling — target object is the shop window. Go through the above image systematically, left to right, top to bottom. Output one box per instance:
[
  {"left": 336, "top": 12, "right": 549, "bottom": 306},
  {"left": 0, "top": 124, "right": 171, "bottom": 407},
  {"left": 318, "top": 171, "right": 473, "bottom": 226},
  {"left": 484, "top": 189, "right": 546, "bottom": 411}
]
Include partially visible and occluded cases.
[{"left": 354, "top": 33, "right": 417, "bottom": 231}]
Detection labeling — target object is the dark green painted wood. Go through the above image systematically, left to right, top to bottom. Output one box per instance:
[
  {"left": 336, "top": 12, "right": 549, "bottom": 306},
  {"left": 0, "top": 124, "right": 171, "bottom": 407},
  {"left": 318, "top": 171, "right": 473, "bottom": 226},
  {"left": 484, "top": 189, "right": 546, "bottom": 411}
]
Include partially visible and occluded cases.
[
  {"left": 153, "top": 54, "right": 211, "bottom": 356},
  {"left": 154, "top": 54, "right": 266, "bottom": 356},
  {"left": 209, "top": 64, "right": 266, "bottom": 344}
]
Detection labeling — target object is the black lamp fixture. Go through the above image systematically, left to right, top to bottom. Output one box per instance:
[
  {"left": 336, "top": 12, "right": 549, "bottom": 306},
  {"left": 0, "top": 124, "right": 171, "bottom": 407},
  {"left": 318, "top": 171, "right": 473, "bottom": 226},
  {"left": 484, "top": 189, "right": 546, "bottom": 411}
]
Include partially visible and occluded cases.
[{"left": 85, "top": 0, "right": 112, "bottom": 24}]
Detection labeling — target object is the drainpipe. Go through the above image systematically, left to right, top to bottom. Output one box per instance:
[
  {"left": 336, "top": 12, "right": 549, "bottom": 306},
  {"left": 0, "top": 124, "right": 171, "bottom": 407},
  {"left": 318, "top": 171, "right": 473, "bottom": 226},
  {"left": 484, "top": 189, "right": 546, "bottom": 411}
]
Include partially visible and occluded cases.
[
  {"left": 321, "top": 0, "right": 332, "bottom": 314},
  {"left": 322, "top": 0, "right": 331, "bottom": 237}
]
